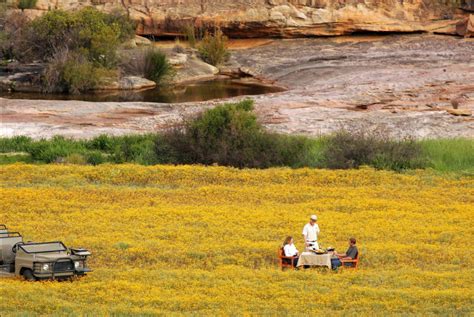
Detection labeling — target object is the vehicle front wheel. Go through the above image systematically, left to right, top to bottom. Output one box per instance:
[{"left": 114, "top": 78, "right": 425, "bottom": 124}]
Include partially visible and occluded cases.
[{"left": 22, "top": 269, "right": 36, "bottom": 281}]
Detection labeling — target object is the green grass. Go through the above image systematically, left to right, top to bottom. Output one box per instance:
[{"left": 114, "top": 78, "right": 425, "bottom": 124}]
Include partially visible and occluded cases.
[
  {"left": 0, "top": 134, "right": 472, "bottom": 174},
  {"left": 0, "top": 134, "right": 158, "bottom": 165},
  {"left": 421, "top": 138, "right": 474, "bottom": 174},
  {"left": 0, "top": 153, "right": 32, "bottom": 164}
]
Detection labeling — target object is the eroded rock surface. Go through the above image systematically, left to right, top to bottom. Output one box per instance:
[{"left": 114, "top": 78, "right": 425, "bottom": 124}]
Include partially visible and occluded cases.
[
  {"left": 22, "top": 0, "right": 465, "bottom": 38},
  {"left": 1, "top": 34, "right": 473, "bottom": 139}
]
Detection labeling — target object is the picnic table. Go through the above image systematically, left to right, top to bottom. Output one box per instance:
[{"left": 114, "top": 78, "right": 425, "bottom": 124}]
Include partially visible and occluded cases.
[{"left": 296, "top": 252, "right": 332, "bottom": 269}]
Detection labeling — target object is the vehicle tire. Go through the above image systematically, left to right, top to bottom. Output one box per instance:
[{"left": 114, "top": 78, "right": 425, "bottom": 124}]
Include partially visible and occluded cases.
[{"left": 22, "top": 269, "right": 36, "bottom": 281}]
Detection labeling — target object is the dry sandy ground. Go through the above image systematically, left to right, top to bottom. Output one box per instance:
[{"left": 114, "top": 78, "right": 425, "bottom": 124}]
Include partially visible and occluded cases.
[{"left": 1, "top": 34, "right": 473, "bottom": 139}]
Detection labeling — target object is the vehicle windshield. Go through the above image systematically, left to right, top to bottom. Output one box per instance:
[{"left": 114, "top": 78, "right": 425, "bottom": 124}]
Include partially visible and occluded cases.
[{"left": 20, "top": 242, "right": 67, "bottom": 253}]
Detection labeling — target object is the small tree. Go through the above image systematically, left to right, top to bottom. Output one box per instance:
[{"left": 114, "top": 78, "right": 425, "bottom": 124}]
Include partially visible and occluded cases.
[{"left": 198, "top": 28, "right": 229, "bottom": 66}]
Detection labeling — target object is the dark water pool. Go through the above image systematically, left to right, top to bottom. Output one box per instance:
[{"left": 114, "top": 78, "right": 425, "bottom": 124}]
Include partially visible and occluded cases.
[{"left": 0, "top": 79, "right": 283, "bottom": 103}]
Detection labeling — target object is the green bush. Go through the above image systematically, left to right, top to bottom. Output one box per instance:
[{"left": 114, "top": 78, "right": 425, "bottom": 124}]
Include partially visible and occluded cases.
[
  {"left": 17, "top": 0, "right": 37, "bottom": 10},
  {"left": 2, "top": 7, "right": 134, "bottom": 93},
  {"left": 13, "top": 8, "right": 134, "bottom": 66},
  {"left": 105, "top": 9, "right": 137, "bottom": 42},
  {"left": 198, "top": 28, "right": 229, "bottom": 66},
  {"left": 120, "top": 48, "right": 173, "bottom": 85},
  {"left": 143, "top": 49, "right": 173, "bottom": 84},
  {"left": 43, "top": 50, "right": 115, "bottom": 93},
  {"left": 158, "top": 99, "right": 314, "bottom": 168},
  {"left": 320, "top": 130, "right": 426, "bottom": 171},
  {"left": 88, "top": 134, "right": 116, "bottom": 151},
  {"left": 112, "top": 134, "right": 158, "bottom": 165},
  {"left": 0, "top": 135, "right": 33, "bottom": 152},
  {"left": 27, "top": 136, "right": 86, "bottom": 163},
  {"left": 86, "top": 151, "right": 105, "bottom": 165}
]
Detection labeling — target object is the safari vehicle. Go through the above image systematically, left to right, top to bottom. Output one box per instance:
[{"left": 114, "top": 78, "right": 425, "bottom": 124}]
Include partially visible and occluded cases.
[{"left": 0, "top": 225, "right": 91, "bottom": 281}]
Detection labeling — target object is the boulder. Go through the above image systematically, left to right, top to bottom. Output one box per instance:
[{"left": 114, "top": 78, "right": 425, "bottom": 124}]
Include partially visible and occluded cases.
[
  {"left": 134, "top": 35, "right": 152, "bottom": 46},
  {"left": 168, "top": 53, "right": 188, "bottom": 66},
  {"left": 172, "top": 56, "right": 219, "bottom": 84},
  {"left": 95, "top": 76, "right": 156, "bottom": 91},
  {"left": 447, "top": 109, "right": 472, "bottom": 116}
]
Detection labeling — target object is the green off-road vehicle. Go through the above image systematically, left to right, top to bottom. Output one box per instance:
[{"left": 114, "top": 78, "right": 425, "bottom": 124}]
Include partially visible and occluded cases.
[{"left": 0, "top": 224, "right": 92, "bottom": 281}]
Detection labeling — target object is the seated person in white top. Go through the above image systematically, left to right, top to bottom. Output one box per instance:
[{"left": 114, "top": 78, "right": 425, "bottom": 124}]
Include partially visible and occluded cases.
[
  {"left": 302, "top": 214, "right": 320, "bottom": 251},
  {"left": 282, "top": 236, "right": 299, "bottom": 267}
]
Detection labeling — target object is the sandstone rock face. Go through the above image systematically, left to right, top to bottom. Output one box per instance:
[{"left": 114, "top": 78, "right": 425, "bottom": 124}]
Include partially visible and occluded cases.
[
  {"left": 26, "top": 0, "right": 463, "bottom": 38},
  {"left": 456, "top": 14, "right": 474, "bottom": 37},
  {"left": 2, "top": 35, "right": 473, "bottom": 140}
]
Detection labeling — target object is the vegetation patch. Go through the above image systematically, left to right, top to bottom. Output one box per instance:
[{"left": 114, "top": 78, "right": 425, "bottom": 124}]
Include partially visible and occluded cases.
[
  {"left": 17, "top": 0, "right": 38, "bottom": 11},
  {"left": 0, "top": 8, "right": 137, "bottom": 93},
  {"left": 198, "top": 28, "right": 230, "bottom": 66},
  {"left": 0, "top": 100, "right": 473, "bottom": 174},
  {"left": 0, "top": 164, "right": 472, "bottom": 314}
]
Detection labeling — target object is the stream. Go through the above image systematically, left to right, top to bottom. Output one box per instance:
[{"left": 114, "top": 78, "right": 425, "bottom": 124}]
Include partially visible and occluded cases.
[{"left": 0, "top": 79, "right": 283, "bottom": 103}]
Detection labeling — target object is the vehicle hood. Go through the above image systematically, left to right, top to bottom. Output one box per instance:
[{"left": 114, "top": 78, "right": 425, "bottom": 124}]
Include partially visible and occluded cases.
[{"left": 33, "top": 253, "right": 72, "bottom": 261}]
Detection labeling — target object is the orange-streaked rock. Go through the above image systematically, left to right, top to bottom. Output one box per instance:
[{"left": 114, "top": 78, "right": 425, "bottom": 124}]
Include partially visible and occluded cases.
[{"left": 22, "top": 0, "right": 466, "bottom": 38}]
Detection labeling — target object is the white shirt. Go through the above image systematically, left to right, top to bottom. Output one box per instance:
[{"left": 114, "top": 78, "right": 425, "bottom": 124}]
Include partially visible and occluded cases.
[
  {"left": 302, "top": 223, "right": 320, "bottom": 241},
  {"left": 283, "top": 243, "right": 299, "bottom": 257}
]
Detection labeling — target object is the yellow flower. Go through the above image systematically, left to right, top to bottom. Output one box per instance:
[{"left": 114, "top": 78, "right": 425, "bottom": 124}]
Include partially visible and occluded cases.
[{"left": 0, "top": 164, "right": 472, "bottom": 315}]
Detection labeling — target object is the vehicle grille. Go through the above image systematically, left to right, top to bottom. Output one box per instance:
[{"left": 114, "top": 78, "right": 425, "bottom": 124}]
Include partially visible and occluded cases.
[{"left": 54, "top": 260, "right": 74, "bottom": 272}]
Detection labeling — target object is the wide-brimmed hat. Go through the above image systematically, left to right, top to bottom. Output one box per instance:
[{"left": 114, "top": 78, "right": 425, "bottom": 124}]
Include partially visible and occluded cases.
[{"left": 310, "top": 215, "right": 318, "bottom": 221}]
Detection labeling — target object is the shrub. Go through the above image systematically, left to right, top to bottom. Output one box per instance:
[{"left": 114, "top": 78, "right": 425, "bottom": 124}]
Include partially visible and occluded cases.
[
  {"left": 17, "top": 0, "right": 37, "bottom": 11},
  {"left": 13, "top": 8, "right": 134, "bottom": 66},
  {"left": 104, "top": 9, "right": 136, "bottom": 42},
  {"left": 0, "top": 11, "right": 29, "bottom": 60},
  {"left": 183, "top": 24, "right": 197, "bottom": 48},
  {"left": 198, "top": 28, "right": 229, "bottom": 66},
  {"left": 120, "top": 48, "right": 173, "bottom": 84},
  {"left": 143, "top": 49, "right": 173, "bottom": 84},
  {"left": 43, "top": 50, "right": 115, "bottom": 93},
  {"left": 61, "top": 57, "right": 103, "bottom": 94},
  {"left": 157, "top": 99, "right": 314, "bottom": 168},
  {"left": 320, "top": 130, "right": 426, "bottom": 171},
  {"left": 88, "top": 134, "right": 116, "bottom": 151},
  {"left": 112, "top": 134, "right": 158, "bottom": 165},
  {"left": 154, "top": 134, "right": 179, "bottom": 164},
  {"left": 0, "top": 135, "right": 33, "bottom": 152},
  {"left": 27, "top": 136, "right": 86, "bottom": 163},
  {"left": 86, "top": 151, "right": 105, "bottom": 165},
  {"left": 65, "top": 153, "right": 87, "bottom": 165}
]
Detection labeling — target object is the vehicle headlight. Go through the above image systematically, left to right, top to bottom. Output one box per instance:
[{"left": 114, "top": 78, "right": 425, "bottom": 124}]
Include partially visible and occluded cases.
[
  {"left": 74, "top": 261, "right": 81, "bottom": 269},
  {"left": 42, "top": 264, "right": 49, "bottom": 271}
]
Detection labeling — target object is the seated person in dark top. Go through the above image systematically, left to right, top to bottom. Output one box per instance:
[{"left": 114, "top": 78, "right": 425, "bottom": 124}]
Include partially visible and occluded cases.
[{"left": 331, "top": 237, "right": 358, "bottom": 270}]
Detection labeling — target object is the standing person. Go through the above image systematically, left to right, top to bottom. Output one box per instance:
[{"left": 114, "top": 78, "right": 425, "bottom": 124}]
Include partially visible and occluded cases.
[
  {"left": 302, "top": 215, "right": 320, "bottom": 251},
  {"left": 282, "top": 236, "right": 299, "bottom": 267}
]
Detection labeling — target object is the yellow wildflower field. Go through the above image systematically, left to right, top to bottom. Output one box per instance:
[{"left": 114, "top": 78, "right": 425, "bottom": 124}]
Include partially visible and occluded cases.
[{"left": 0, "top": 164, "right": 473, "bottom": 315}]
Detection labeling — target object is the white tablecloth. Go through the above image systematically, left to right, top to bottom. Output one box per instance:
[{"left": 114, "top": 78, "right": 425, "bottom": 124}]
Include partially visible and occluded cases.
[{"left": 296, "top": 252, "right": 332, "bottom": 269}]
